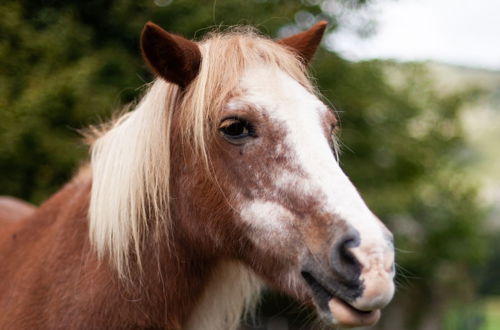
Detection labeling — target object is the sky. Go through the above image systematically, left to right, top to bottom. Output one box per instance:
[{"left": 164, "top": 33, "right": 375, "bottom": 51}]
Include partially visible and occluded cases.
[{"left": 328, "top": 0, "right": 500, "bottom": 70}]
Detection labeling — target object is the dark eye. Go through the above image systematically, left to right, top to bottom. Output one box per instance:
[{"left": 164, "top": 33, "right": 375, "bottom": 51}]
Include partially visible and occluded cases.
[{"left": 219, "top": 117, "right": 255, "bottom": 144}]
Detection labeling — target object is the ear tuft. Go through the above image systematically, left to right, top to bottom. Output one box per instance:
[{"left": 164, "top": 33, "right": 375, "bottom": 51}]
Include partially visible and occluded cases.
[
  {"left": 278, "top": 20, "right": 328, "bottom": 65},
  {"left": 140, "top": 22, "right": 202, "bottom": 88}
]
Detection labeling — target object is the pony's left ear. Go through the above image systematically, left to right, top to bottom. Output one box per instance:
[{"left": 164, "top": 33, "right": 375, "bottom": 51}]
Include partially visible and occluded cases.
[
  {"left": 278, "top": 21, "right": 328, "bottom": 65},
  {"left": 140, "top": 22, "right": 202, "bottom": 88}
]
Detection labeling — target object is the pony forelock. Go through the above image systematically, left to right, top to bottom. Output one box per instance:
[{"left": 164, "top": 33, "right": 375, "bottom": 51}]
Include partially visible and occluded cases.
[{"left": 89, "top": 27, "right": 315, "bottom": 277}]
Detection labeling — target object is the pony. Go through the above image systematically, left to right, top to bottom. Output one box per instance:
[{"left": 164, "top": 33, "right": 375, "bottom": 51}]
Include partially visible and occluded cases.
[{"left": 0, "top": 21, "right": 395, "bottom": 329}]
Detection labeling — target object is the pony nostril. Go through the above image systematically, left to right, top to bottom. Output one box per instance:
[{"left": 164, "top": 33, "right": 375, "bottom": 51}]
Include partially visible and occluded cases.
[
  {"left": 331, "top": 231, "right": 362, "bottom": 283},
  {"left": 340, "top": 239, "right": 357, "bottom": 264}
]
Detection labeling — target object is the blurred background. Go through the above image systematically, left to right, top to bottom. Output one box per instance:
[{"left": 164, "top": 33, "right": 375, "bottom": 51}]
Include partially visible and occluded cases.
[{"left": 0, "top": 0, "right": 498, "bottom": 329}]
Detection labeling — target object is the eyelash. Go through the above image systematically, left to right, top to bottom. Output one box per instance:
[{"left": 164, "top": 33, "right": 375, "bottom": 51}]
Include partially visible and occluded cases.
[{"left": 330, "top": 124, "right": 340, "bottom": 161}]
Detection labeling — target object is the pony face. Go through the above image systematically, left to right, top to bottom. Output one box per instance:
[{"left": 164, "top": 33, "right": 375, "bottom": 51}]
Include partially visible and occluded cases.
[
  {"left": 134, "top": 21, "right": 395, "bottom": 328},
  {"left": 209, "top": 64, "right": 395, "bottom": 326}
]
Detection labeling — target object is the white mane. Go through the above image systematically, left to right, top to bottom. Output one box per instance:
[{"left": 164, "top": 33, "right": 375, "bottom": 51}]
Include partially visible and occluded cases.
[{"left": 89, "top": 80, "right": 175, "bottom": 275}]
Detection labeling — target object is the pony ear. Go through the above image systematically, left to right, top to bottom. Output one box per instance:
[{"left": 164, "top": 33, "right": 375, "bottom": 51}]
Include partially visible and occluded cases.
[
  {"left": 278, "top": 21, "right": 328, "bottom": 65},
  {"left": 140, "top": 22, "right": 202, "bottom": 88}
]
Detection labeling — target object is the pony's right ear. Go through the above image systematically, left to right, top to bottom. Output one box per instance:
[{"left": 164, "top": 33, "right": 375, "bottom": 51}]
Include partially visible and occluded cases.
[
  {"left": 277, "top": 21, "right": 327, "bottom": 65},
  {"left": 140, "top": 22, "right": 202, "bottom": 88}
]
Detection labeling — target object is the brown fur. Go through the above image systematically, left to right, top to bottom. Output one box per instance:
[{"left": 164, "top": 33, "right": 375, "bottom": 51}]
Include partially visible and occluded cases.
[
  {"left": 141, "top": 22, "right": 202, "bottom": 88},
  {"left": 0, "top": 168, "right": 226, "bottom": 329}
]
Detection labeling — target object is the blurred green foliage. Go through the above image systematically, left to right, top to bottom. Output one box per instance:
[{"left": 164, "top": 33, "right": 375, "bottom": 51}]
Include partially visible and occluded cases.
[
  {"left": 0, "top": 0, "right": 489, "bottom": 329},
  {"left": 314, "top": 56, "right": 488, "bottom": 328}
]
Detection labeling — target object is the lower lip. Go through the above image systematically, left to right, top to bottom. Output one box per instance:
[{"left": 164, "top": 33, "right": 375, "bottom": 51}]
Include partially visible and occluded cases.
[{"left": 328, "top": 297, "right": 381, "bottom": 327}]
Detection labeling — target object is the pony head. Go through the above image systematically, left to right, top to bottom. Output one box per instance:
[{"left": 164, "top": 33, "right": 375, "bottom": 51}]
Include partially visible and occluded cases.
[{"left": 90, "top": 21, "right": 395, "bottom": 328}]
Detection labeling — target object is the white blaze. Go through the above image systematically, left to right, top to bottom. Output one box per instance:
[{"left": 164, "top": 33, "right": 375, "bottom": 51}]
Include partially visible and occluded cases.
[
  {"left": 235, "top": 65, "right": 395, "bottom": 307},
  {"left": 237, "top": 65, "right": 387, "bottom": 241}
]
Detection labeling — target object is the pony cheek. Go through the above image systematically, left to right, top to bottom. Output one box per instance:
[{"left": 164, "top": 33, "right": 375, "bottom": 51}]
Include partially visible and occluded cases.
[{"left": 238, "top": 201, "right": 294, "bottom": 241}]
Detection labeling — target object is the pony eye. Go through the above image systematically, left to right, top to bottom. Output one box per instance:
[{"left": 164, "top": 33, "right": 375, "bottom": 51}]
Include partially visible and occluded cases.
[
  {"left": 219, "top": 118, "right": 255, "bottom": 144},
  {"left": 223, "top": 121, "right": 247, "bottom": 136}
]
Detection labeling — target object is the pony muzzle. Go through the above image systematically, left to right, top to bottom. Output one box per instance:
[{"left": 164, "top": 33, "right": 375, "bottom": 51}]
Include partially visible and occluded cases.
[
  {"left": 302, "top": 229, "right": 395, "bottom": 327},
  {"left": 349, "top": 236, "right": 396, "bottom": 312},
  {"left": 335, "top": 237, "right": 395, "bottom": 326},
  {"left": 328, "top": 264, "right": 394, "bottom": 327}
]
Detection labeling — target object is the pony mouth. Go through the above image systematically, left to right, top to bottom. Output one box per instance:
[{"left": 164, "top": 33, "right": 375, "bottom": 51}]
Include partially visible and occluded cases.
[{"left": 301, "top": 271, "right": 380, "bottom": 327}]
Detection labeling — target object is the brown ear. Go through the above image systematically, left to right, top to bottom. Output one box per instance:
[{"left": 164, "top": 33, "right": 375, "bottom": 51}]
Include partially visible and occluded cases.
[
  {"left": 278, "top": 21, "right": 328, "bottom": 65},
  {"left": 140, "top": 22, "right": 202, "bottom": 88}
]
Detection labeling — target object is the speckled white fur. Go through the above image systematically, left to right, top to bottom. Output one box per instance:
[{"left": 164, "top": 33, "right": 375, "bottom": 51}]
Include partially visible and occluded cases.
[{"left": 241, "top": 200, "right": 289, "bottom": 233}]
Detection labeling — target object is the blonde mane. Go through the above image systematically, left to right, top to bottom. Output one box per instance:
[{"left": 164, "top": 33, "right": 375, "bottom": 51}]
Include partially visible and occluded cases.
[{"left": 89, "top": 28, "right": 314, "bottom": 276}]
